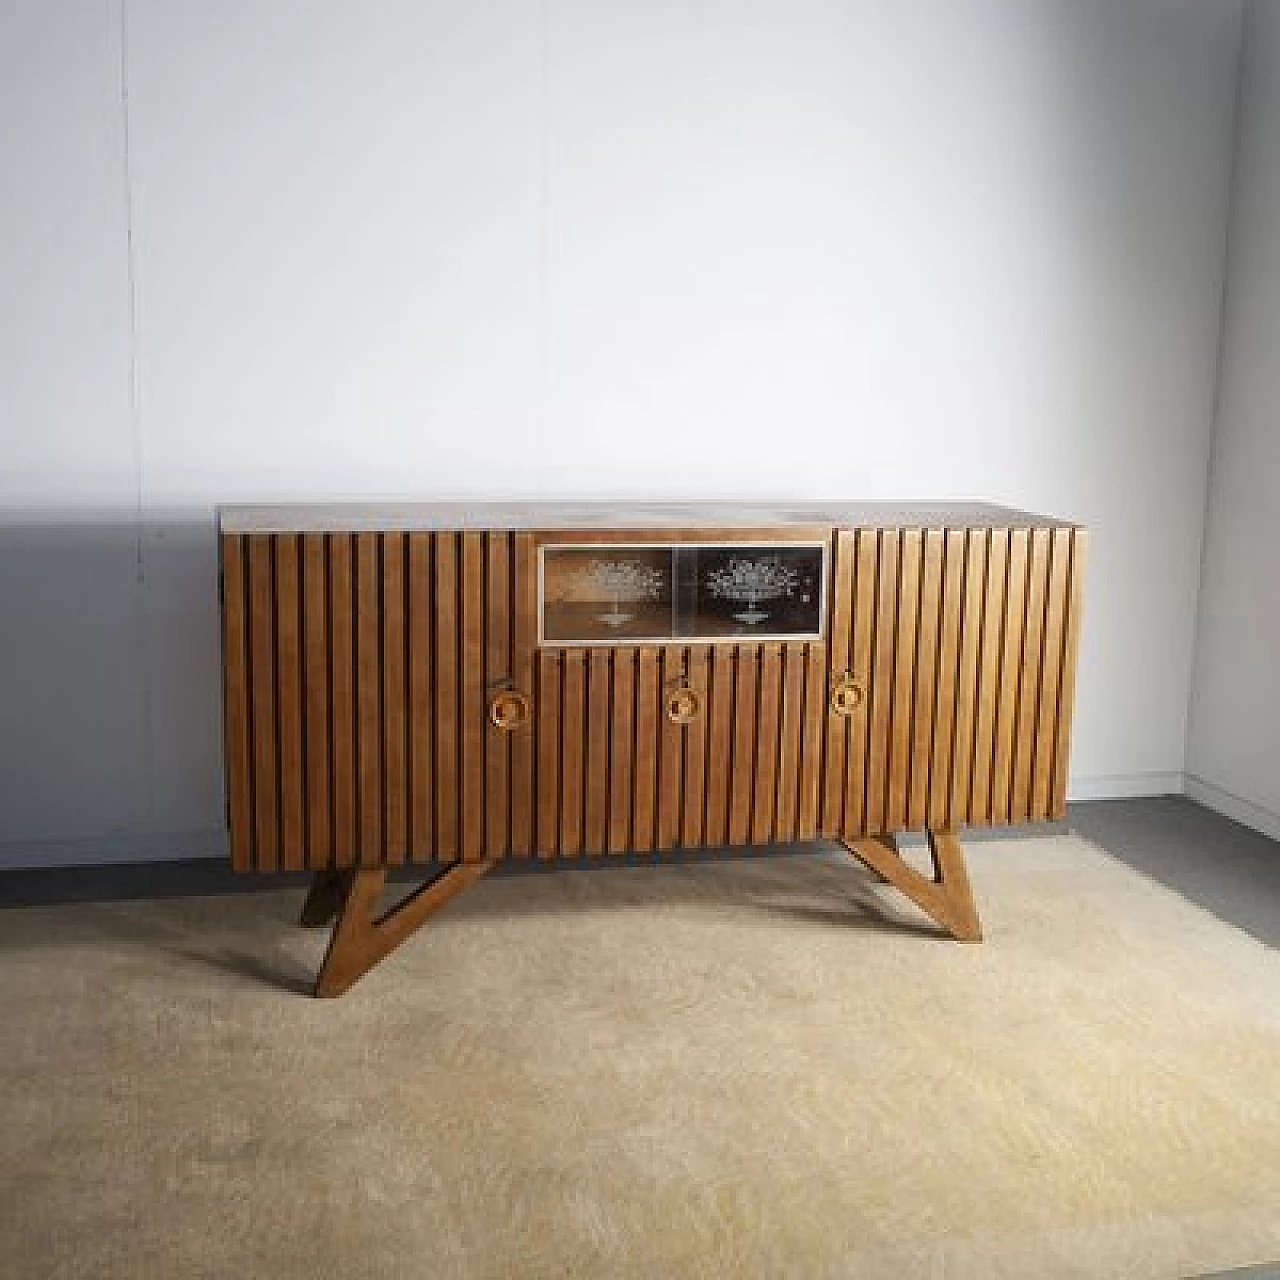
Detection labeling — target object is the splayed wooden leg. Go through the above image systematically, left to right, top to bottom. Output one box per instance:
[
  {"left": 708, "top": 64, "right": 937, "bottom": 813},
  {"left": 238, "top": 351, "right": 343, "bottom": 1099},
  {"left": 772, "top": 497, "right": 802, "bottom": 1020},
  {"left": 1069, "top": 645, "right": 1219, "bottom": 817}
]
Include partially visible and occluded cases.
[
  {"left": 840, "top": 828, "right": 982, "bottom": 942},
  {"left": 314, "top": 861, "right": 496, "bottom": 997}
]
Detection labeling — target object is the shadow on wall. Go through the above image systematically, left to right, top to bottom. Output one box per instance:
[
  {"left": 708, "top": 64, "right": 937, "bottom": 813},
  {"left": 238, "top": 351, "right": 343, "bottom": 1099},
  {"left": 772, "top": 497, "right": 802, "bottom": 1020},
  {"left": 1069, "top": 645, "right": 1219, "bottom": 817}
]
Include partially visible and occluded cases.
[{"left": 0, "top": 512, "right": 227, "bottom": 866}]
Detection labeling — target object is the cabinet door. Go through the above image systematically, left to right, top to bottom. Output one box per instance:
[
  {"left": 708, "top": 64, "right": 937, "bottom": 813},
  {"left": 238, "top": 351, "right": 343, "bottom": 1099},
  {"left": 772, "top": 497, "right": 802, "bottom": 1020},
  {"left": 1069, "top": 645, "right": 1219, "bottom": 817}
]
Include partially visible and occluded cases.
[
  {"left": 820, "top": 525, "right": 1086, "bottom": 839},
  {"left": 221, "top": 529, "right": 537, "bottom": 871},
  {"left": 392, "top": 530, "right": 535, "bottom": 866},
  {"left": 528, "top": 639, "right": 827, "bottom": 857}
]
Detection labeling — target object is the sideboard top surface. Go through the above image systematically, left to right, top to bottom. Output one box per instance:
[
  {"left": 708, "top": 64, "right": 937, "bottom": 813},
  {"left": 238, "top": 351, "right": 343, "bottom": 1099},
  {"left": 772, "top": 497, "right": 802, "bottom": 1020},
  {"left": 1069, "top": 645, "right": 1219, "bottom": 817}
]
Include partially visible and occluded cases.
[{"left": 219, "top": 501, "right": 1079, "bottom": 534}]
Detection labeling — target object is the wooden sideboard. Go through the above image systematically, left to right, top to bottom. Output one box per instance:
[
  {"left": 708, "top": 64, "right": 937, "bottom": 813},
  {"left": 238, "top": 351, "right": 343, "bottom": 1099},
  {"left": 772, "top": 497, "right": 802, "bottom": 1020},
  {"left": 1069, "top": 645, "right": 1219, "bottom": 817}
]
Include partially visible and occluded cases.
[{"left": 219, "top": 503, "right": 1086, "bottom": 995}]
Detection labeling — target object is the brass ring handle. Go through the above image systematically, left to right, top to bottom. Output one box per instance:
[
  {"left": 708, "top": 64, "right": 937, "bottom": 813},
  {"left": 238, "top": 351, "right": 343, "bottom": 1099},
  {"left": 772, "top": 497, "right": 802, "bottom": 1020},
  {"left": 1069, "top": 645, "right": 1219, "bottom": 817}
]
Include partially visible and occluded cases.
[
  {"left": 830, "top": 674, "right": 865, "bottom": 718},
  {"left": 665, "top": 686, "right": 702, "bottom": 725},
  {"left": 489, "top": 689, "right": 531, "bottom": 731}
]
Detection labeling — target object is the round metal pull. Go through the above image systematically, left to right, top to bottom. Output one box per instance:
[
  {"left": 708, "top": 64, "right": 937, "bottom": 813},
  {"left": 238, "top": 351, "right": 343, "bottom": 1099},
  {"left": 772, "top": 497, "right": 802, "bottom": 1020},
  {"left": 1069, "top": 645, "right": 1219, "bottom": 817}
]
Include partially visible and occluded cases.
[
  {"left": 830, "top": 674, "right": 865, "bottom": 718},
  {"left": 665, "top": 686, "right": 702, "bottom": 725},
  {"left": 489, "top": 689, "right": 530, "bottom": 731}
]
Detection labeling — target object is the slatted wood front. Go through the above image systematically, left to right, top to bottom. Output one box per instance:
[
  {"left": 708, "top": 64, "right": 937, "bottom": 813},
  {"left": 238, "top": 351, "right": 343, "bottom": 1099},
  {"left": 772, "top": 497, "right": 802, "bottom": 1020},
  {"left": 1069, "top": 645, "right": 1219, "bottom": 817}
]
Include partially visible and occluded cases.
[
  {"left": 222, "top": 520, "right": 1086, "bottom": 871},
  {"left": 821, "top": 525, "right": 1086, "bottom": 837},
  {"left": 222, "top": 530, "right": 534, "bottom": 872},
  {"left": 222, "top": 530, "right": 829, "bottom": 870},
  {"left": 530, "top": 641, "right": 826, "bottom": 858}
]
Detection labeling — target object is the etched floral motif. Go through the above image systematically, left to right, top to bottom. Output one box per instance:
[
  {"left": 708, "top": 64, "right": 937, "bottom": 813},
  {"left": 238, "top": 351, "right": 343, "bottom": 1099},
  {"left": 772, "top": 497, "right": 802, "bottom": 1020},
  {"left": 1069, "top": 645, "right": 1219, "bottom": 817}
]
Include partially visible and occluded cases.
[
  {"left": 705, "top": 556, "right": 800, "bottom": 625},
  {"left": 561, "top": 558, "right": 665, "bottom": 628}
]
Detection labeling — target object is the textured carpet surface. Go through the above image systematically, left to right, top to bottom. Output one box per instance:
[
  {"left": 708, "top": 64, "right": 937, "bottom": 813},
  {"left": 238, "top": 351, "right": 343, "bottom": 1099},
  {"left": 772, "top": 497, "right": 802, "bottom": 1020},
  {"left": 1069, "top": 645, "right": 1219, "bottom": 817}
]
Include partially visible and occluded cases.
[{"left": 2, "top": 835, "right": 1279, "bottom": 1279}]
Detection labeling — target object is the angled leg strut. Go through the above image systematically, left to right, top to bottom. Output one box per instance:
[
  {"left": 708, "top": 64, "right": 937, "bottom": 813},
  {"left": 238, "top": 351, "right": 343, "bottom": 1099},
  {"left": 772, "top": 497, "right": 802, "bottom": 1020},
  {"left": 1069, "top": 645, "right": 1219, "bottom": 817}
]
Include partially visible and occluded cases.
[
  {"left": 840, "top": 828, "right": 982, "bottom": 942},
  {"left": 313, "top": 861, "right": 496, "bottom": 997}
]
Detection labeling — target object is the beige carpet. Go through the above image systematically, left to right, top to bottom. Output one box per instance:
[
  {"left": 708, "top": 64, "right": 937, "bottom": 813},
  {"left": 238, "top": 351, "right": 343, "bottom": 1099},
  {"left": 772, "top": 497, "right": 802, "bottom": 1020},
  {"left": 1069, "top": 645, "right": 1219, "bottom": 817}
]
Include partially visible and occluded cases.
[{"left": 2, "top": 834, "right": 1279, "bottom": 1280}]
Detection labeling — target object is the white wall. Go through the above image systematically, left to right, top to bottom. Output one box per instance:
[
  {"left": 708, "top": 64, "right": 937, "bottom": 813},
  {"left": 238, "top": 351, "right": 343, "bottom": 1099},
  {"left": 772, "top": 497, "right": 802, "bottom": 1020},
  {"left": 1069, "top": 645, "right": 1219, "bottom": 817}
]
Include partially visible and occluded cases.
[
  {"left": 1, "top": 0, "right": 1243, "bottom": 866},
  {"left": 1187, "top": 0, "right": 1280, "bottom": 842},
  {"left": 0, "top": 2, "right": 152, "bottom": 855}
]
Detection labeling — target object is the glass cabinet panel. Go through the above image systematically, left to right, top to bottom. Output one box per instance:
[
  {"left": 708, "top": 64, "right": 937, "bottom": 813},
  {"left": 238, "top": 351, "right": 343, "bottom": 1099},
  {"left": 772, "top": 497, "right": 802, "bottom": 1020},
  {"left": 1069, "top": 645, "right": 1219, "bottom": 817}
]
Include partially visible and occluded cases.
[
  {"left": 539, "top": 543, "right": 826, "bottom": 645},
  {"left": 685, "top": 544, "right": 825, "bottom": 638},
  {"left": 540, "top": 546, "right": 674, "bottom": 644}
]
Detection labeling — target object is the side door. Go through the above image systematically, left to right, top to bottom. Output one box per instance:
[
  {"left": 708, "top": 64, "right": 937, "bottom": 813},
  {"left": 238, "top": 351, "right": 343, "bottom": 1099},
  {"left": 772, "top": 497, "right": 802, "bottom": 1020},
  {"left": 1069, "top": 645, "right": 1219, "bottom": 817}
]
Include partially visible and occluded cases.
[
  {"left": 819, "top": 523, "right": 1085, "bottom": 840},
  {"left": 221, "top": 528, "right": 528, "bottom": 872}
]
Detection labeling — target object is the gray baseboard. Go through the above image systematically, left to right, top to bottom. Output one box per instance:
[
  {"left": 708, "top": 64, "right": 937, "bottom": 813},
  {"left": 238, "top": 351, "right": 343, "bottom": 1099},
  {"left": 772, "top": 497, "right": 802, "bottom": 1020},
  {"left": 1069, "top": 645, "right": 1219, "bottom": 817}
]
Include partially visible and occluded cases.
[{"left": 0, "top": 827, "right": 227, "bottom": 871}]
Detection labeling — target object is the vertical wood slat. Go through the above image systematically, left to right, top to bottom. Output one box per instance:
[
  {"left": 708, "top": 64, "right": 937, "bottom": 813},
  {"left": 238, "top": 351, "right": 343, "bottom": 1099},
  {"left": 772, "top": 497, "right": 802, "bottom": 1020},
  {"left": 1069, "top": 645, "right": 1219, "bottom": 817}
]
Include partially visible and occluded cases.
[
  {"left": 1032, "top": 528, "right": 1072, "bottom": 818},
  {"left": 1011, "top": 529, "right": 1050, "bottom": 822},
  {"left": 823, "top": 530, "right": 855, "bottom": 835},
  {"left": 885, "top": 530, "right": 921, "bottom": 832},
  {"left": 907, "top": 530, "right": 944, "bottom": 831},
  {"left": 927, "top": 530, "right": 965, "bottom": 829},
  {"left": 949, "top": 530, "right": 988, "bottom": 827},
  {"left": 969, "top": 530, "right": 1007, "bottom": 824},
  {"left": 991, "top": 530, "right": 1029, "bottom": 823},
  {"left": 1051, "top": 530, "right": 1087, "bottom": 818},
  {"left": 865, "top": 531, "right": 899, "bottom": 835},
  {"left": 841, "top": 532, "right": 877, "bottom": 837},
  {"left": 274, "top": 534, "right": 305, "bottom": 870},
  {"left": 355, "top": 534, "right": 383, "bottom": 867},
  {"left": 382, "top": 534, "right": 407, "bottom": 865},
  {"left": 407, "top": 534, "right": 433, "bottom": 861},
  {"left": 459, "top": 534, "right": 485, "bottom": 862},
  {"left": 485, "top": 534, "right": 511, "bottom": 858},
  {"left": 510, "top": 534, "right": 536, "bottom": 856},
  {"left": 328, "top": 535, "right": 356, "bottom": 866},
  {"left": 433, "top": 535, "right": 458, "bottom": 860},
  {"left": 221, "top": 536, "right": 253, "bottom": 870},
  {"left": 246, "top": 536, "right": 278, "bottom": 871},
  {"left": 302, "top": 536, "right": 331, "bottom": 867},
  {"left": 797, "top": 643, "right": 826, "bottom": 840},
  {"left": 775, "top": 645, "right": 803, "bottom": 841},
  {"left": 681, "top": 646, "right": 709, "bottom": 848},
  {"left": 728, "top": 646, "right": 758, "bottom": 846},
  {"left": 752, "top": 646, "right": 782, "bottom": 844},
  {"left": 704, "top": 647, "right": 733, "bottom": 848},
  {"left": 632, "top": 648, "right": 660, "bottom": 852},
  {"left": 657, "top": 648, "right": 684, "bottom": 851},
  {"left": 585, "top": 649, "right": 612, "bottom": 853},
  {"left": 535, "top": 650, "right": 561, "bottom": 858},
  {"left": 559, "top": 650, "right": 586, "bottom": 857},
  {"left": 608, "top": 651, "right": 635, "bottom": 853}
]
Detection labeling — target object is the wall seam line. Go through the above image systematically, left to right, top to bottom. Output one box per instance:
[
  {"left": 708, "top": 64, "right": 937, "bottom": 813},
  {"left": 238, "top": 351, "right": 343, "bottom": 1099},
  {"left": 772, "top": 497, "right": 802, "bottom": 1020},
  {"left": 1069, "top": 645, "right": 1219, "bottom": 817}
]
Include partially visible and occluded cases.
[
  {"left": 117, "top": 0, "right": 156, "bottom": 828},
  {"left": 1186, "top": 2, "right": 1250, "bottom": 780}
]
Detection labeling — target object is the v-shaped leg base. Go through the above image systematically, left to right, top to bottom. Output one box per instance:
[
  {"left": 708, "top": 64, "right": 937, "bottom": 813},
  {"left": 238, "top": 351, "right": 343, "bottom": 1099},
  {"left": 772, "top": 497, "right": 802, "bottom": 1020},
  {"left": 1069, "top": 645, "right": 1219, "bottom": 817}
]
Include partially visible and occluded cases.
[
  {"left": 840, "top": 829, "right": 983, "bottom": 942},
  {"left": 312, "top": 861, "right": 496, "bottom": 997}
]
